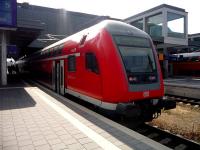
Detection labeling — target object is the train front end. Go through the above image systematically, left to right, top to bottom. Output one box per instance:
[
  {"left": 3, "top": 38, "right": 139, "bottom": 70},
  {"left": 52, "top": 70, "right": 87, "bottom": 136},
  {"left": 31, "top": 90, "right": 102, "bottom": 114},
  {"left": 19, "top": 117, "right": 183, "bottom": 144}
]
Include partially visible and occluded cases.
[{"left": 104, "top": 21, "right": 176, "bottom": 121}]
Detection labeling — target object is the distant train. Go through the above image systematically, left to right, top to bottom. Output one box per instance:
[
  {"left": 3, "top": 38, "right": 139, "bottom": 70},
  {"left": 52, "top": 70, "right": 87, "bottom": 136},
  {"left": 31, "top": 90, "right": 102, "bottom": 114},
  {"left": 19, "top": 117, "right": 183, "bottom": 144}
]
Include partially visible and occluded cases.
[
  {"left": 16, "top": 20, "right": 175, "bottom": 121},
  {"left": 169, "top": 52, "right": 200, "bottom": 76},
  {"left": 171, "top": 52, "right": 200, "bottom": 61}
]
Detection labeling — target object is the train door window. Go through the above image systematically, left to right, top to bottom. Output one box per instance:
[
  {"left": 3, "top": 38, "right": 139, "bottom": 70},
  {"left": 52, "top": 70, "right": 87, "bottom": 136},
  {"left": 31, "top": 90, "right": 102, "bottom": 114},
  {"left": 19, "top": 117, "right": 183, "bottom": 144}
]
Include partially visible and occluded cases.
[
  {"left": 85, "top": 52, "right": 99, "bottom": 74},
  {"left": 68, "top": 55, "right": 76, "bottom": 72},
  {"left": 60, "top": 66, "right": 63, "bottom": 86}
]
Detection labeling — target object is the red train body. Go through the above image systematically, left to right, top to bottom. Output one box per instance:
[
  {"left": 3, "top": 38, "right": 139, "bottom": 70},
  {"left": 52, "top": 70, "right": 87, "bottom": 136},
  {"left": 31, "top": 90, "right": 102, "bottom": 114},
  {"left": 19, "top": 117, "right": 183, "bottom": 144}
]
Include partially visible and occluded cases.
[
  {"left": 17, "top": 20, "right": 175, "bottom": 121},
  {"left": 170, "top": 52, "right": 200, "bottom": 76}
]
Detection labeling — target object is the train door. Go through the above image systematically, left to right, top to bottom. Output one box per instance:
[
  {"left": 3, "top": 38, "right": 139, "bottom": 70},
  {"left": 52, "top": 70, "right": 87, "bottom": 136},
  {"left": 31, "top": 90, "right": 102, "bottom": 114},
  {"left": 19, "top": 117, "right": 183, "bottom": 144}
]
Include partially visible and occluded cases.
[
  {"left": 53, "top": 60, "right": 65, "bottom": 95},
  {"left": 59, "top": 60, "right": 65, "bottom": 95},
  {"left": 52, "top": 61, "right": 56, "bottom": 91},
  {"left": 56, "top": 62, "right": 60, "bottom": 93}
]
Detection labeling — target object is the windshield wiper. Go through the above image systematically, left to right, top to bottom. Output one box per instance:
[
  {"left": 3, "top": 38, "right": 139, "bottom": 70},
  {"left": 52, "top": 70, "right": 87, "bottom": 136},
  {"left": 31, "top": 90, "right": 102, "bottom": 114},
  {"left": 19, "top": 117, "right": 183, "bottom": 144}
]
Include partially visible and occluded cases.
[{"left": 147, "top": 55, "right": 154, "bottom": 71}]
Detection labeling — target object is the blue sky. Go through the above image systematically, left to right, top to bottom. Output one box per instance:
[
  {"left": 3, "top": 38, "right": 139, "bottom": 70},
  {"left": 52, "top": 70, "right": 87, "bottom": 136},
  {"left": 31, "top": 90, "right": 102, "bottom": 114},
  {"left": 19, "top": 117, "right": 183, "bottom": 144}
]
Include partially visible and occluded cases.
[{"left": 17, "top": 0, "right": 200, "bottom": 34}]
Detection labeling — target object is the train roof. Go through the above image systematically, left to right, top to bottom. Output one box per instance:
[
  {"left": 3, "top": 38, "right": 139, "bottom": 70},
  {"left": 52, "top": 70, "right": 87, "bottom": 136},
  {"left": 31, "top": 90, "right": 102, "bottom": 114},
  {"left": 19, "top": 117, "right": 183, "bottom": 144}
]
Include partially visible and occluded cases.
[
  {"left": 41, "top": 20, "right": 150, "bottom": 52},
  {"left": 102, "top": 20, "right": 149, "bottom": 38}
]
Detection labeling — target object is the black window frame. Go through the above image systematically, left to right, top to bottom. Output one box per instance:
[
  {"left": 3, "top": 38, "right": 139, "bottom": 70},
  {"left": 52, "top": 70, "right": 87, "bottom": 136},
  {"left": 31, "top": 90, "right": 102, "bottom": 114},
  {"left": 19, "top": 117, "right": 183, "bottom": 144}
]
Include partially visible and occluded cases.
[
  {"left": 85, "top": 52, "right": 99, "bottom": 74},
  {"left": 68, "top": 55, "right": 76, "bottom": 72}
]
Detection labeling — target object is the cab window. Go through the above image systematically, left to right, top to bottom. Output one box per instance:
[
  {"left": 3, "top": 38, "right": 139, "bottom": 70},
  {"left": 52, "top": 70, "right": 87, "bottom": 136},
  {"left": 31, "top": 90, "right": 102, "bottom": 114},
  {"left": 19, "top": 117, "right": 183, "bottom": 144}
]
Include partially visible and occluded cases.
[{"left": 85, "top": 53, "right": 99, "bottom": 74}]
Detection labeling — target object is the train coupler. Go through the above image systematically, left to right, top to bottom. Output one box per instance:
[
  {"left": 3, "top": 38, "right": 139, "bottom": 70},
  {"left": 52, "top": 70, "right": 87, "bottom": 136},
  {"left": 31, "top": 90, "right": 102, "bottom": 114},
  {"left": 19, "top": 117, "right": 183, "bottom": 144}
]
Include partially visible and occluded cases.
[
  {"left": 160, "top": 98, "right": 176, "bottom": 110},
  {"left": 116, "top": 103, "right": 141, "bottom": 118}
]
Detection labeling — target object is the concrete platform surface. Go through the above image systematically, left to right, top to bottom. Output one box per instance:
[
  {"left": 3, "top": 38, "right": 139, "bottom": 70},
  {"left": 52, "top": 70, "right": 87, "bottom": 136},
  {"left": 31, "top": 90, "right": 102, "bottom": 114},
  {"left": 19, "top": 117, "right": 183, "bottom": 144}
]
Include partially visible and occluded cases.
[
  {"left": 164, "top": 77, "right": 200, "bottom": 99},
  {"left": 165, "top": 77, "right": 200, "bottom": 88},
  {"left": 0, "top": 81, "right": 170, "bottom": 150}
]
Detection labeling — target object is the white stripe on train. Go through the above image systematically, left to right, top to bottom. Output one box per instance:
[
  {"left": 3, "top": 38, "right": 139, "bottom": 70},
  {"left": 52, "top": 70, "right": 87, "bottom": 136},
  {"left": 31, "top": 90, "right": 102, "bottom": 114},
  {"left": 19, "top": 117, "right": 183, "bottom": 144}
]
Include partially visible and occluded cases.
[{"left": 65, "top": 88, "right": 117, "bottom": 111}]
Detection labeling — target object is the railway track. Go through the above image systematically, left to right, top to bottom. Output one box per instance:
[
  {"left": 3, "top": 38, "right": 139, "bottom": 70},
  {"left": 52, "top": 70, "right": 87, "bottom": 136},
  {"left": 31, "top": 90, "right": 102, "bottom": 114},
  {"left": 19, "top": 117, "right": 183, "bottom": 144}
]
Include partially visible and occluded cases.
[
  {"left": 166, "top": 95, "right": 200, "bottom": 106},
  {"left": 127, "top": 123, "right": 200, "bottom": 150}
]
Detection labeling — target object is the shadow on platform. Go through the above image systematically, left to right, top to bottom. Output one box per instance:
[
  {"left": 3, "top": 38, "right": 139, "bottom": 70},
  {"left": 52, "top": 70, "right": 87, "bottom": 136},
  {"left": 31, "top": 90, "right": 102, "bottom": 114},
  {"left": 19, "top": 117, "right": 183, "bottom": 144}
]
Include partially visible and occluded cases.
[{"left": 0, "top": 74, "right": 36, "bottom": 110}]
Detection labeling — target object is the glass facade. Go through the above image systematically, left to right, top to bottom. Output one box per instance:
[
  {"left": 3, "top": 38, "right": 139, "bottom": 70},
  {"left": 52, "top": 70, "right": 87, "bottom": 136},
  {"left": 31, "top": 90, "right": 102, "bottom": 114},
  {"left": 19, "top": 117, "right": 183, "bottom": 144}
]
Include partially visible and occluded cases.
[
  {"left": 125, "top": 5, "right": 188, "bottom": 78},
  {"left": 128, "top": 11, "right": 186, "bottom": 39},
  {"left": 167, "top": 12, "right": 185, "bottom": 38},
  {"left": 147, "top": 13, "right": 163, "bottom": 37},
  {"left": 131, "top": 19, "right": 143, "bottom": 30}
]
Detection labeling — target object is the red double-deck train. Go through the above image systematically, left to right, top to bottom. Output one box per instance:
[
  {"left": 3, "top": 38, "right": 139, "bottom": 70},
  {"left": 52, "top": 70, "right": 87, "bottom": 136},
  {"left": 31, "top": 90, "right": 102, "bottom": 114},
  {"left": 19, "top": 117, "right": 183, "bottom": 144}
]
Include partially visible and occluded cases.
[{"left": 16, "top": 20, "right": 175, "bottom": 121}]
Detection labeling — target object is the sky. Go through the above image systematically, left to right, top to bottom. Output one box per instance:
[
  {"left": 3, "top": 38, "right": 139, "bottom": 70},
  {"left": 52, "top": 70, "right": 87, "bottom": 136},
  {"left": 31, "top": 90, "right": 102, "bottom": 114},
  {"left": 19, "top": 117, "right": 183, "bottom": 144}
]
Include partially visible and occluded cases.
[{"left": 17, "top": 0, "right": 200, "bottom": 34}]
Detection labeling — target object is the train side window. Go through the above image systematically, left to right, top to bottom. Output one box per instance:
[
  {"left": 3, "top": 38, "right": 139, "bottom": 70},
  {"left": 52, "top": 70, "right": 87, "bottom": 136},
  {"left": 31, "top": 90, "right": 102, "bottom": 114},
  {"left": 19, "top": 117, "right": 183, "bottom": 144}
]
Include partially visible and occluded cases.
[
  {"left": 58, "top": 44, "right": 64, "bottom": 54},
  {"left": 53, "top": 47, "right": 57, "bottom": 55},
  {"left": 85, "top": 53, "right": 99, "bottom": 74},
  {"left": 68, "top": 55, "right": 76, "bottom": 72}
]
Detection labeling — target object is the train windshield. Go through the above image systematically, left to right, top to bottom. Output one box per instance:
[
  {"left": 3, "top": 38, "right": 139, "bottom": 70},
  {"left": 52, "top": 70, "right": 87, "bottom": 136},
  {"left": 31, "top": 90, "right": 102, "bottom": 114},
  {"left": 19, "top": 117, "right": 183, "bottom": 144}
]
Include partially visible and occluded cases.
[
  {"left": 114, "top": 35, "right": 157, "bottom": 84},
  {"left": 118, "top": 46, "right": 156, "bottom": 73}
]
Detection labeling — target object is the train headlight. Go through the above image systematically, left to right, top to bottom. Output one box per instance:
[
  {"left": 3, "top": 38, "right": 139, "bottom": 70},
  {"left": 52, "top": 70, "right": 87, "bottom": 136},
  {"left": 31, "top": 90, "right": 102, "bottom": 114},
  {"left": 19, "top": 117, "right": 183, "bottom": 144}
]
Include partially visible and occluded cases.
[
  {"left": 149, "top": 75, "right": 156, "bottom": 81},
  {"left": 129, "top": 76, "right": 137, "bottom": 82},
  {"left": 162, "top": 96, "right": 168, "bottom": 100},
  {"left": 152, "top": 99, "right": 159, "bottom": 105}
]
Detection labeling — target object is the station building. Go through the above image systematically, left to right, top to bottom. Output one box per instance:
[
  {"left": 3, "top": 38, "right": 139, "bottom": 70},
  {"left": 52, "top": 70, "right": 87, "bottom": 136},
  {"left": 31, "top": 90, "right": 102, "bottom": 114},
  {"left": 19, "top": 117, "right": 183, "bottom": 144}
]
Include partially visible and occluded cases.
[
  {"left": 0, "top": 2, "right": 189, "bottom": 85},
  {"left": 0, "top": 2, "right": 114, "bottom": 85},
  {"left": 10, "top": 3, "right": 114, "bottom": 58},
  {"left": 124, "top": 4, "right": 188, "bottom": 77},
  {"left": 188, "top": 33, "right": 200, "bottom": 51}
]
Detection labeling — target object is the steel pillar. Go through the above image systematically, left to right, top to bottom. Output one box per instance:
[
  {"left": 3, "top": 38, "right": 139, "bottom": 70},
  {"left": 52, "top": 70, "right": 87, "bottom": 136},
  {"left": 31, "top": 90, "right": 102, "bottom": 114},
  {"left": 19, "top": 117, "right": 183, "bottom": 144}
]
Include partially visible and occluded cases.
[
  {"left": 0, "top": 31, "right": 7, "bottom": 85},
  {"left": 163, "top": 47, "right": 169, "bottom": 78}
]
